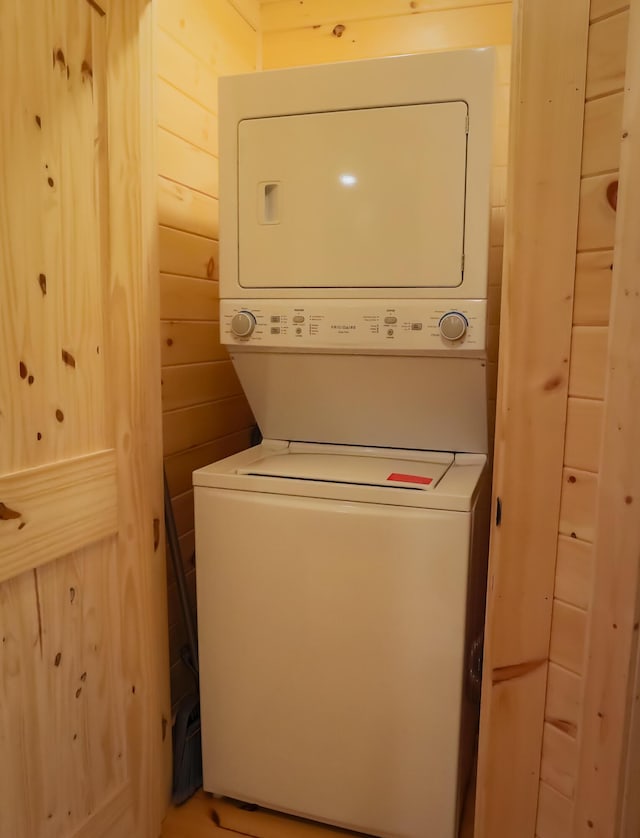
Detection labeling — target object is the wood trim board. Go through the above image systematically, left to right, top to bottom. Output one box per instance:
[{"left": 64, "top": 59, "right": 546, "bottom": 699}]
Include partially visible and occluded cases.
[
  {"left": 474, "top": 1, "right": 591, "bottom": 835},
  {"left": 573, "top": 3, "right": 640, "bottom": 834}
]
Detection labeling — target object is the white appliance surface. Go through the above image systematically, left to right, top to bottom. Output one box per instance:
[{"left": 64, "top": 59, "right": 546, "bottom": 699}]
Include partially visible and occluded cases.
[
  {"left": 220, "top": 48, "right": 495, "bottom": 301},
  {"left": 238, "top": 101, "right": 468, "bottom": 289},
  {"left": 220, "top": 299, "right": 487, "bottom": 353},
  {"left": 228, "top": 353, "right": 489, "bottom": 454},
  {"left": 193, "top": 441, "right": 486, "bottom": 512},
  {"left": 194, "top": 442, "right": 485, "bottom": 838}
]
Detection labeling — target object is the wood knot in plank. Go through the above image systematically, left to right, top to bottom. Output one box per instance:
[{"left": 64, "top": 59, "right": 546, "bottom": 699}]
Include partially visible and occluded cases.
[
  {"left": 332, "top": 23, "right": 346, "bottom": 37},
  {"left": 54, "top": 48, "right": 66, "bottom": 70},
  {"left": 81, "top": 60, "right": 93, "bottom": 82},
  {"left": 606, "top": 179, "right": 618, "bottom": 212},
  {"left": 206, "top": 257, "right": 216, "bottom": 278},
  {"left": 38, "top": 273, "right": 47, "bottom": 295},
  {"left": 61, "top": 349, "right": 76, "bottom": 368},
  {"left": 19, "top": 361, "right": 28, "bottom": 379},
  {"left": 543, "top": 374, "right": 562, "bottom": 391},
  {"left": 55, "top": 409, "right": 64, "bottom": 422},
  {"left": 0, "top": 502, "right": 22, "bottom": 521},
  {"left": 153, "top": 517, "right": 160, "bottom": 551},
  {"left": 492, "top": 658, "right": 545, "bottom": 684},
  {"left": 548, "top": 717, "right": 577, "bottom": 737}
]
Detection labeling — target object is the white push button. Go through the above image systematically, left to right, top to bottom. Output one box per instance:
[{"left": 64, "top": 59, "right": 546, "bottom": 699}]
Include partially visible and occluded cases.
[
  {"left": 293, "top": 315, "right": 305, "bottom": 324},
  {"left": 384, "top": 316, "right": 397, "bottom": 325}
]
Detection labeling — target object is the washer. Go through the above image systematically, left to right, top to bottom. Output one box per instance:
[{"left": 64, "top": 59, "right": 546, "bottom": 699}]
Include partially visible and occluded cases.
[
  {"left": 194, "top": 47, "right": 496, "bottom": 838},
  {"left": 194, "top": 441, "right": 489, "bottom": 838}
]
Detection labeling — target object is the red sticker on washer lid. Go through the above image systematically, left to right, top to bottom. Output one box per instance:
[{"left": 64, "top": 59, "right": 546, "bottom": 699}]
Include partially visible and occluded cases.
[{"left": 387, "top": 473, "right": 433, "bottom": 485}]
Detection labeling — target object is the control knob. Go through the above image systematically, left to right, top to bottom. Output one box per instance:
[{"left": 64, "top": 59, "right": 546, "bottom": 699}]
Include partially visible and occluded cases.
[
  {"left": 231, "top": 310, "right": 256, "bottom": 338},
  {"left": 439, "top": 311, "right": 468, "bottom": 342}
]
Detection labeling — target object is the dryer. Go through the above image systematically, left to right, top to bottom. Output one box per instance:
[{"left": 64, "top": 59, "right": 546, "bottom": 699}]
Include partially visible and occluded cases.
[{"left": 194, "top": 47, "right": 496, "bottom": 838}]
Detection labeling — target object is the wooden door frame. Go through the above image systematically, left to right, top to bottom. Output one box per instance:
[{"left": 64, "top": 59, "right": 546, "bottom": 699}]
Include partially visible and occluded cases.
[
  {"left": 105, "top": 0, "right": 172, "bottom": 833},
  {"left": 474, "top": 1, "right": 591, "bottom": 835},
  {"left": 476, "top": 1, "right": 640, "bottom": 836},
  {"left": 573, "top": 4, "right": 640, "bottom": 835}
]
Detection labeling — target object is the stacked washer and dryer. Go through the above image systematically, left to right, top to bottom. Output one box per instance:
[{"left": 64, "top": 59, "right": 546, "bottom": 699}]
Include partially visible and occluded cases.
[{"left": 194, "top": 49, "right": 496, "bottom": 838}]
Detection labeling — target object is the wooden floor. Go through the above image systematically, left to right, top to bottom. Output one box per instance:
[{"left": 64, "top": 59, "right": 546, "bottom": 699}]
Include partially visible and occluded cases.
[{"left": 161, "top": 777, "right": 475, "bottom": 838}]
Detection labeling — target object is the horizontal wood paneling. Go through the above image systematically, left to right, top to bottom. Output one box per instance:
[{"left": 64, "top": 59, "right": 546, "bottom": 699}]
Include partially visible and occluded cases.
[
  {"left": 158, "top": 0, "right": 256, "bottom": 74},
  {"left": 228, "top": 0, "right": 260, "bottom": 30},
  {"left": 262, "top": 0, "right": 511, "bottom": 31},
  {"left": 157, "top": 1, "right": 257, "bottom": 706},
  {"left": 590, "top": 1, "right": 629, "bottom": 23},
  {"left": 543, "top": 5, "right": 629, "bottom": 832},
  {"left": 263, "top": 6, "right": 512, "bottom": 69},
  {"left": 585, "top": 10, "right": 629, "bottom": 99},
  {"left": 157, "top": 30, "right": 219, "bottom": 115},
  {"left": 158, "top": 80, "right": 218, "bottom": 155},
  {"left": 582, "top": 92, "right": 624, "bottom": 175},
  {"left": 157, "top": 130, "right": 219, "bottom": 197},
  {"left": 491, "top": 165, "right": 508, "bottom": 207},
  {"left": 577, "top": 173, "right": 619, "bottom": 252},
  {"left": 158, "top": 178, "right": 219, "bottom": 240},
  {"left": 490, "top": 206, "right": 505, "bottom": 244},
  {"left": 159, "top": 227, "right": 218, "bottom": 279},
  {"left": 488, "top": 246, "right": 504, "bottom": 286},
  {"left": 573, "top": 251, "right": 613, "bottom": 326},
  {"left": 159, "top": 276, "right": 219, "bottom": 322},
  {"left": 488, "top": 286, "right": 501, "bottom": 326},
  {"left": 161, "top": 322, "right": 226, "bottom": 366},
  {"left": 568, "top": 327, "right": 608, "bottom": 400},
  {"left": 162, "top": 361, "right": 242, "bottom": 411},
  {"left": 564, "top": 397, "right": 603, "bottom": 473},
  {"left": 163, "top": 398, "right": 254, "bottom": 456},
  {"left": 164, "top": 429, "right": 254, "bottom": 497},
  {"left": 0, "top": 451, "right": 117, "bottom": 583},
  {"left": 559, "top": 468, "right": 599, "bottom": 542},
  {"left": 171, "top": 490, "right": 195, "bottom": 539},
  {"left": 555, "top": 535, "right": 593, "bottom": 610},
  {"left": 167, "top": 568, "right": 197, "bottom": 630},
  {"left": 549, "top": 600, "right": 588, "bottom": 676},
  {"left": 546, "top": 663, "right": 582, "bottom": 738},
  {"left": 541, "top": 722, "right": 578, "bottom": 799},
  {"left": 537, "top": 781, "right": 573, "bottom": 838}
]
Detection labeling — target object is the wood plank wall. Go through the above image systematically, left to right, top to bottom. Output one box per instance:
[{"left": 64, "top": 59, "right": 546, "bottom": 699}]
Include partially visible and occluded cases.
[
  {"left": 156, "top": 0, "right": 259, "bottom": 707},
  {"left": 261, "top": 0, "right": 512, "bottom": 442},
  {"left": 536, "top": 3, "right": 630, "bottom": 834}
]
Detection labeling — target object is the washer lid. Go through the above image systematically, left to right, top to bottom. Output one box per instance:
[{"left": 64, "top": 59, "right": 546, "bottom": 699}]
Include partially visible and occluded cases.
[{"left": 237, "top": 450, "right": 454, "bottom": 490}]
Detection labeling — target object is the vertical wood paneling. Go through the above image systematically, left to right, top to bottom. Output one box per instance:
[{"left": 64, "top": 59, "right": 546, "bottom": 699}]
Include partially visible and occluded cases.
[
  {"left": 156, "top": 0, "right": 258, "bottom": 707},
  {"left": 475, "top": 1, "right": 590, "bottom": 834},
  {"left": 0, "top": 3, "right": 170, "bottom": 835},
  {"left": 574, "top": 5, "right": 640, "bottom": 834},
  {"left": 539, "top": 6, "right": 631, "bottom": 829}
]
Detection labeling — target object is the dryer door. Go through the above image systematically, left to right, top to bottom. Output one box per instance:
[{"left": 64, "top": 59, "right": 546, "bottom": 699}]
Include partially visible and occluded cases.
[{"left": 237, "top": 101, "right": 468, "bottom": 290}]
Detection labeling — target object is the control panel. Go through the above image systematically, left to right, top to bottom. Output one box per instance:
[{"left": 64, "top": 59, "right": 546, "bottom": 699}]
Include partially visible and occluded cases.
[{"left": 221, "top": 300, "right": 486, "bottom": 353}]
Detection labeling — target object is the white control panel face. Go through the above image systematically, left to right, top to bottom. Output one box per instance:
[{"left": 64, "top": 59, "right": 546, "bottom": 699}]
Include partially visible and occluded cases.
[{"left": 221, "top": 300, "right": 486, "bottom": 353}]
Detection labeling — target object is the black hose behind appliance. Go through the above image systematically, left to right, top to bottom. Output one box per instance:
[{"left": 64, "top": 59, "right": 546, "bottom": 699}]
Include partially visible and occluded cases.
[{"left": 164, "top": 468, "right": 202, "bottom": 805}]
